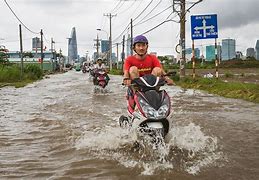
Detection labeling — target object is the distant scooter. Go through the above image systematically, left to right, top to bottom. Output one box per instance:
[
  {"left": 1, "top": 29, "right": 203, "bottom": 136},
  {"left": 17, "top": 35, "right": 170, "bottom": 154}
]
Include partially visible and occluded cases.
[{"left": 93, "top": 69, "right": 110, "bottom": 93}]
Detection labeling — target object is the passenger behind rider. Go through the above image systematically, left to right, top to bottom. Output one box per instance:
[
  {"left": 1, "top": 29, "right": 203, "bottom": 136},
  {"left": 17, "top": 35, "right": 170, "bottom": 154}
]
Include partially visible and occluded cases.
[
  {"left": 123, "top": 35, "right": 174, "bottom": 86},
  {"left": 93, "top": 58, "right": 110, "bottom": 85}
]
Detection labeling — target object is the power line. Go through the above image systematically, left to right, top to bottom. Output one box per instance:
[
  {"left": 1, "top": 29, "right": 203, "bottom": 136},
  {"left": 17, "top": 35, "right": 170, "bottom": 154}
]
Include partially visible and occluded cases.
[
  {"left": 3, "top": 0, "right": 39, "bottom": 34},
  {"left": 110, "top": 0, "right": 123, "bottom": 13},
  {"left": 111, "top": 0, "right": 126, "bottom": 14},
  {"left": 113, "top": 0, "right": 154, "bottom": 42},
  {"left": 116, "top": 0, "right": 138, "bottom": 15},
  {"left": 133, "top": 0, "right": 154, "bottom": 22},
  {"left": 134, "top": 0, "right": 162, "bottom": 26},
  {"left": 134, "top": 4, "right": 174, "bottom": 27},
  {"left": 141, "top": 12, "right": 178, "bottom": 35},
  {"left": 141, "top": 18, "right": 178, "bottom": 35},
  {"left": 113, "top": 22, "right": 131, "bottom": 42}
]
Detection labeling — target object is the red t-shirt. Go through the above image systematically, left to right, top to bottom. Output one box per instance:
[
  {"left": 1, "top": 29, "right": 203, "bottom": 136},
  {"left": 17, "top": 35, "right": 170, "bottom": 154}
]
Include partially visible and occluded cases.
[{"left": 123, "top": 54, "right": 161, "bottom": 77}]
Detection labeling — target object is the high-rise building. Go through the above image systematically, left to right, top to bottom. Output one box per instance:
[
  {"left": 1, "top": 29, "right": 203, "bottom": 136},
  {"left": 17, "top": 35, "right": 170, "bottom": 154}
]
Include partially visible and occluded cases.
[
  {"left": 68, "top": 27, "right": 78, "bottom": 63},
  {"left": 32, "top": 37, "right": 41, "bottom": 51},
  {"left": 222, "top": 38, "right": 236, "bottom": 60},
  {"left": 101, "top": 40, "right": 109, "bottom": 54},
  {"left": 255, "top": 40, "right": 259, "bottom": 60},
  {"left": 205, "top": 45, "right": 221, "bottom": 61},
  {"left": 206, "top": 45, "right": 215, "bottom": 61},
  {"left": 185, "top": 48, "right": 200, "bottom": 62},
  {"left": 185, "top": 48, "right": 200, "bottom": 58},
  {"left": 246, "top": 48, "right": 255, "bottom": 58}
]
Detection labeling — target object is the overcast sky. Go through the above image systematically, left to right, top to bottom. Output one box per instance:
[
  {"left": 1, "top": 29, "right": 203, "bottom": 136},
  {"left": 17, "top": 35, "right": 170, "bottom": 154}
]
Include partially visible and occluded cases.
[{"left": 1, "top": 0, "right": 259, "bottom": 58}]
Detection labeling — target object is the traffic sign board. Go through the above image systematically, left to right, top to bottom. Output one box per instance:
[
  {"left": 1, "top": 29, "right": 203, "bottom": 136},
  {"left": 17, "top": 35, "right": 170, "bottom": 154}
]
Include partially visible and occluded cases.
[{"left": 191, "top": 14, "right": 218, "bottom": 40}]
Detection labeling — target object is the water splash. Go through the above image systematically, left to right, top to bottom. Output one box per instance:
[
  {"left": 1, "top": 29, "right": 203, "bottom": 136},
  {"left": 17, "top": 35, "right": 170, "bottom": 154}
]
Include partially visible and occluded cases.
[{"left": 75, "top": 122, "right": 222, "bottom": 175}]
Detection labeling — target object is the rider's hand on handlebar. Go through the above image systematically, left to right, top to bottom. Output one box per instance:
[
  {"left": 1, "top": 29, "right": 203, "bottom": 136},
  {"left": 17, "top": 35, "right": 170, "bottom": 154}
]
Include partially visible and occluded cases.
[
  {"left": 164, "top": 77, "right": 175, "bottom": 86},
  {"left": 123, "top": 78, "right": 131, "bottom": 86}
]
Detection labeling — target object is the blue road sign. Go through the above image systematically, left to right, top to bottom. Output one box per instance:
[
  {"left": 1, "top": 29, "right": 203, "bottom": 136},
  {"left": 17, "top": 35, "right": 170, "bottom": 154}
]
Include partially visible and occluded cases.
[{"left": 191, "top": 14, "right": 218, "bottom": 40}]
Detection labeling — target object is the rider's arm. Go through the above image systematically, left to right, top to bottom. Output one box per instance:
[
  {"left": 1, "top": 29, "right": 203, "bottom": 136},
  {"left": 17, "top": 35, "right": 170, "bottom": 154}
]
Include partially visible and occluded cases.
[
  {"left": 123, "top": 59, "right": 131, "bottom": 86},
  {"left": 161, "top": 68, "right": 175, "bottom": 86},
  {"left": 123, "top": 70, "right": 131, "bottom": 86}
]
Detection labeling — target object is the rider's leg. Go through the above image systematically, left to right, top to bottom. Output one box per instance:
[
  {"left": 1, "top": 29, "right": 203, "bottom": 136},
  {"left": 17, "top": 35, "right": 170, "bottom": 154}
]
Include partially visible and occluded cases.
[
  {"left": 127, "top": 66, "right": 139, "bottom": 113},
  {"left": 129, "top": 66, "right": 139, "bottom": 79}
]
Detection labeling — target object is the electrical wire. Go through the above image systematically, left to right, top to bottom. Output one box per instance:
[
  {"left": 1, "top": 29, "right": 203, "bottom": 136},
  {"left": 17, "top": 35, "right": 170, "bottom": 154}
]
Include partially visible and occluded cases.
[
  {"left": 3, "top": 0, "right": 39, "bottom": 34},
  {"left": 110, "top": 0, "right": 122, "bottom": 13},
  {"left": 112, "top": 0, "right": 154, "bottom": 42},
  {"left": 112, "top": 0, "right": 126, "bottom": 14},
  {"left": 116, "top": 0, "right": 137, "bottom": 15},
  {"left": 132, "top": 0, "right": 154, "bottom": 22},
  {"left": 134, "top": 0, "right": 162, "bottom": 26},
  {"left": 134, "top": 4, "right": 173, "bottom": 27},
  {"left": 141, "top": 12, "right": 178, "bottom": 35},
  {"left": 113, "top": 22, "right": 131, "bottom": 42}
]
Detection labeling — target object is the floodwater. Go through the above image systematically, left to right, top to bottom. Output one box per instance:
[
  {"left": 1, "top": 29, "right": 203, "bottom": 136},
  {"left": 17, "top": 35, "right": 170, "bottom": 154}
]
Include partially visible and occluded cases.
[{"left": 0, "top": 71, "right": 258, "bottom": 180}]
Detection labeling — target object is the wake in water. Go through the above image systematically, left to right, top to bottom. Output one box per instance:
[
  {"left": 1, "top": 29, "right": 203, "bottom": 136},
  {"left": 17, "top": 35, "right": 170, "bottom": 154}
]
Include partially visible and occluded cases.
[{"left": 75, "top": 122, "right": 222, "bottom": 175}]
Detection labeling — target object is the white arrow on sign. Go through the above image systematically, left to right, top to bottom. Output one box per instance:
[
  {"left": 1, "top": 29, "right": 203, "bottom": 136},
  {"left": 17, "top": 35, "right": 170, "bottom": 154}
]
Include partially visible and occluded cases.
[{"left": 194, "top": 19, "right": 215, "bottom": 38}]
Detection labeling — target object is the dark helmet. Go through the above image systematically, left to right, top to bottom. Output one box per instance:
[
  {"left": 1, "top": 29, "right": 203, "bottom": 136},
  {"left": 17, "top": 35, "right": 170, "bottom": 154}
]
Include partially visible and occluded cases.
[{"left": 133, "top": 35, "right": 148, "bottom": 46}]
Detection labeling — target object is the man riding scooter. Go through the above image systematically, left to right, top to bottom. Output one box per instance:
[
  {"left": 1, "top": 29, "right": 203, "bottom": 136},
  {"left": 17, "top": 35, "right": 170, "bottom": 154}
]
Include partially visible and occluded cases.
[
  {"left": 123, "top": 35, "right": 174, "bottom": 111},
  {"left": 93, "top": 58, "right": 110, "bottom": 87}
]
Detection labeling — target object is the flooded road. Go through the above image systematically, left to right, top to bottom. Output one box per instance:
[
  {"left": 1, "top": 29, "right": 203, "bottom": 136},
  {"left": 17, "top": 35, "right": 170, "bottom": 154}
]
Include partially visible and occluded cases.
[{"left": 0, "top": 71, "right": 258, "bottom": 179}]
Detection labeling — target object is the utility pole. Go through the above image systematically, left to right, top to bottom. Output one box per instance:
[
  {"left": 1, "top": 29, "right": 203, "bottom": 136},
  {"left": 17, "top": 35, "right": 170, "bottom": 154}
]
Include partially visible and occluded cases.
[
  {"left": 173, "top": 0, "right": 187, "bottom": 77},
  {"left": 173, "top": 0, "right": 186, "bottom": 77},
  {"left": 174, "top": 0, "right": 203, "bottom": 78},
  {"left": 179, "top": 0, "right": 186, "bottom": 77},
  {"left": 104, "top": 13, "right": 116, "bottom": 70},
  {"left": 130, "top": 18, "right": 133, "bottom": 55},
  {"left": 19, "top": 24, "right": 23, "bottom": 77},
  {"left": 40, "top": 29, "right": 43, "bottom": 70},
  {"left": 93, "top": 35, "right": 100, "bottom": 59},
  {"left": 122, "top": 35, "right": 125, "bottom": 69},
  {"left": 51, "top": 38, "right": 54, "bottom": 71},
  {"left": 116, "top": 43, "right": 119, "bottom": 69},
  {"left": 59, "top": 48, "right": 63, "bottom": 72}
]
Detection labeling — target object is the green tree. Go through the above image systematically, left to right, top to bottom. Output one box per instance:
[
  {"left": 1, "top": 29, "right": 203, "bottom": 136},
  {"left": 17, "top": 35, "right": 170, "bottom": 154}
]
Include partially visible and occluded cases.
[{"left": 0, "top": 46, "right": 9, "bottom": 64}]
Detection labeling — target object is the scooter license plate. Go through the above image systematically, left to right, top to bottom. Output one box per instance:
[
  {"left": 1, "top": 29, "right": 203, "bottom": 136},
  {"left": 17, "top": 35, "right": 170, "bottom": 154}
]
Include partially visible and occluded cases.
[{"left": 146, "top": 122, "right": 163, "bottom": 129}]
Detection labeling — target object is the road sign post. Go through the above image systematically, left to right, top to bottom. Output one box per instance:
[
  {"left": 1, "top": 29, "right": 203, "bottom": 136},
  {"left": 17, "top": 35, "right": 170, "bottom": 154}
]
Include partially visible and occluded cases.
[{"left": 191, "top": 14, "right": 219, "bottom": 78}]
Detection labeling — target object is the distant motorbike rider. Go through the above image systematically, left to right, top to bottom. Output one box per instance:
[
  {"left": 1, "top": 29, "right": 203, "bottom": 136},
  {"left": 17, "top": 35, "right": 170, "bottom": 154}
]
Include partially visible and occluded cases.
[{"left": 93, "top": 58, "right": 110, "bottom": 85}]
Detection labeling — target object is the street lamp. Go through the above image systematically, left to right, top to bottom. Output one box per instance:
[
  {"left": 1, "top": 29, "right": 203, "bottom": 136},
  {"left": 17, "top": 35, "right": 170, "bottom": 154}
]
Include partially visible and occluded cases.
[
  {"left": 96, "top": 28, "right": 111, "bottom": 69},
  {"left": 96, "top": 29, "right": 108, "bottom": 40}
]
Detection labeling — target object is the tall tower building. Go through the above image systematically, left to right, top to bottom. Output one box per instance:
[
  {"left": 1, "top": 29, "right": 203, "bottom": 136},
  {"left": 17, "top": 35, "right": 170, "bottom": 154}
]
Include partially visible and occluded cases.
[
  {"left": 68, "top": 27, "right": 78, "bottom": 63},
  {"left": 32, "top": 37, "right": 41, "bottom": 51},
  {"left": 222, "top": 38, "right": 236, "bottom": 60},
  {"left": 255, "top": 40, "right": 259, "bottom": 60},
  {"left": 205, "top": 45, "right": 221, "bottom": 61},
  {"left": 246, "top": 48, "right": 255, "bottom": 58}
]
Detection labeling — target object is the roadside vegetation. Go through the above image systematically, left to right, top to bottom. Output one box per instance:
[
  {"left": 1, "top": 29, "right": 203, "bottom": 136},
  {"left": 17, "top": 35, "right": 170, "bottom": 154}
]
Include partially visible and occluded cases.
[
  {"left": 108, "top": 58, "right": 259, "bottom": 103},
  {"left": 163, "top": 58, "right": 259, "bottom": 104},
  {"left": 0, "top": 64, "right": 43, "bottom": 88},
  {"left": 174, "top": 77, "right": 259, "bottom": 103}
]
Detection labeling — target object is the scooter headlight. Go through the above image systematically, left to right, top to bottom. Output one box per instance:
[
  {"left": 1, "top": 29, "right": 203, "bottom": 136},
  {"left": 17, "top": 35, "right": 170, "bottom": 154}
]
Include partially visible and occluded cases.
[
  {"left": 138, "top": 97, "right": 169, "bottom": 119},
  {"left": 157, "top": 104, "right": 169, "bottom": 117}
]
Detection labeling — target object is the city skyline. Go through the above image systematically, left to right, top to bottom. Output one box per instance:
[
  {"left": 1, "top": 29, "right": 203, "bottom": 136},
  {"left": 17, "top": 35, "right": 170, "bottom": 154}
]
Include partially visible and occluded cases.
[{"left": 1, "top": 0, "right": 259, "bottom": 58}]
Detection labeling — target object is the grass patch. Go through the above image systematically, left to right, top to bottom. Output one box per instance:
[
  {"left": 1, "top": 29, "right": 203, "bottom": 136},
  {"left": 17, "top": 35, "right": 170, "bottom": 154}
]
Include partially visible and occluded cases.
[
  {"left": 0, "top": 64, "right": 43, "bottom": 88},
  {"left": 109, "top": 68, "right": 123, "bottom": 75},
  {"left": 176, "top": 77, "right": 259, "bottom": 103}
]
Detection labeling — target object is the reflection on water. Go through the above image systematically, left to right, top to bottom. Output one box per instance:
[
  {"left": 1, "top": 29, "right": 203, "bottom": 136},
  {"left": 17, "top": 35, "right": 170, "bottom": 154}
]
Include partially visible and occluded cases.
[{"left": 0, "top": 71, "right": 258, "bottom": 179}]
